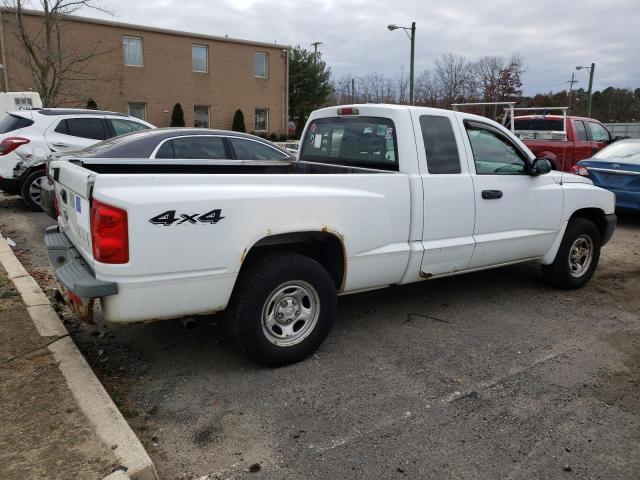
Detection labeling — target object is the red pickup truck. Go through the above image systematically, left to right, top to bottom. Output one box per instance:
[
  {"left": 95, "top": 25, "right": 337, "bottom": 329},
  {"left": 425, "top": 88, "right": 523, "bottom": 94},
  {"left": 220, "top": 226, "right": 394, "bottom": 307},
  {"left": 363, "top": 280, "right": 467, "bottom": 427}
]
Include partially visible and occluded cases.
[{"left": 513, "top": 115, "right": 614, "bottom": 172}]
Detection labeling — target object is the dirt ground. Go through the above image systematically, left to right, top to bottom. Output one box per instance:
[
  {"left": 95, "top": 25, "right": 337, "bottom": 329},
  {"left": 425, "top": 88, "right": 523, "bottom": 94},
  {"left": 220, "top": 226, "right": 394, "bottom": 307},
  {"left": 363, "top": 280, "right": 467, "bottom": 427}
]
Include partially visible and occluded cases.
[
  {"left": 1, "top": 195, "right": 638, "bottom": 479},
  {"left": 0, "top": 269, "right": 118, "bottom": 480}
]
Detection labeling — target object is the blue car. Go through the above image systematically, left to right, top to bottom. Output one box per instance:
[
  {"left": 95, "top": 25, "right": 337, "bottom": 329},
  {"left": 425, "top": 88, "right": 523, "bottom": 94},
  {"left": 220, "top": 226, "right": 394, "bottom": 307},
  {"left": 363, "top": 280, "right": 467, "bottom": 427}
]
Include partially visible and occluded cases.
[{"left": 576, "top": 139, "right": 640, "bottom": 211}]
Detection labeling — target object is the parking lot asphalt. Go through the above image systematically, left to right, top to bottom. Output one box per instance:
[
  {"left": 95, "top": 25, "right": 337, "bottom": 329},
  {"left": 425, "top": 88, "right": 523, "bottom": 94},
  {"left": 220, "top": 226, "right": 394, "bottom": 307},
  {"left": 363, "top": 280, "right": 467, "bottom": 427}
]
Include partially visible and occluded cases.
[{"left": 1, "top": 194, "right": 638, "bottom": 480}]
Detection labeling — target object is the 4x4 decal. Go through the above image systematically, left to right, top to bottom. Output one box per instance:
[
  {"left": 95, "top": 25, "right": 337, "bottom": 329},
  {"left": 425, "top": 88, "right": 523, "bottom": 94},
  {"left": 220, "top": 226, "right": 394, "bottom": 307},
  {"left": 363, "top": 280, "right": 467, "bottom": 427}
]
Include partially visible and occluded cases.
[{"left": 149, "top": 209, "right": 225, "bottom": 226}]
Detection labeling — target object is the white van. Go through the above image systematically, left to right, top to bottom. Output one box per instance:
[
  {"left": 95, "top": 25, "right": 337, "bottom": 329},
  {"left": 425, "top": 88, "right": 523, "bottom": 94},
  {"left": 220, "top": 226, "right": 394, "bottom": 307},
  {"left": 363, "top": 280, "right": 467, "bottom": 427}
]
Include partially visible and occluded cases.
[{"left": 0, "top": 91, "right": 43, "bottom": 117}]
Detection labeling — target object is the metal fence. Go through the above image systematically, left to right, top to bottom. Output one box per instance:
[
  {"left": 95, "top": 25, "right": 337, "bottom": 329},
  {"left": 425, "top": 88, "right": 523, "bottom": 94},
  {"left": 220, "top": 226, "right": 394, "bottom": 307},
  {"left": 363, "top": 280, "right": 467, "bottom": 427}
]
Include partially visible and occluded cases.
[{"left": 605, "top": 123, "right": 640, "bottom": 139}]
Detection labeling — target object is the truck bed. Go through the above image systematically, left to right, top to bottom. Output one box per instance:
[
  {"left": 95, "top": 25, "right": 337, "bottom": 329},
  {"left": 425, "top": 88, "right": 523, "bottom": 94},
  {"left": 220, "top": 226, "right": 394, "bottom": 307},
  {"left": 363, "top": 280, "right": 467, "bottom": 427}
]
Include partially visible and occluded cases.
[{"left": 68, "top": 158, "right": 388, "bottom": 175}]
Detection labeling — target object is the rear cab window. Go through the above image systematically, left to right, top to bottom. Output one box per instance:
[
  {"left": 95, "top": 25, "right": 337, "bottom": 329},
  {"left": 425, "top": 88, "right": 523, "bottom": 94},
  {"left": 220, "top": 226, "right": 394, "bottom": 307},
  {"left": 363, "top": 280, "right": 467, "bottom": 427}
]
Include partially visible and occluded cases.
[
  {"left": 0, "top": 113, "right": 34, "bottom": 133},
  {"left": 420, "top": 115, "right": 461, "bottom": 174},
  {"left": 300, "top": 116, "right": 399, "bottom": 171}
]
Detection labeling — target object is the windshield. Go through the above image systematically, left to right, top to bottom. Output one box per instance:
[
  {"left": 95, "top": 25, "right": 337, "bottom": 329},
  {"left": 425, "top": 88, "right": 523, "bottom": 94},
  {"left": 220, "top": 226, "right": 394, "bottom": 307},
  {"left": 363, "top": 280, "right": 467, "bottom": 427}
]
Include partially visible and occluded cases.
[
  {"left": 300, "top": 116, "right": 398, "bottom": 171},
  {"left": 514, "top": 118, "right": 564, "bottom": 131},
  {"left": 592, "top": 141, "right": 640, "bottom": 164}
]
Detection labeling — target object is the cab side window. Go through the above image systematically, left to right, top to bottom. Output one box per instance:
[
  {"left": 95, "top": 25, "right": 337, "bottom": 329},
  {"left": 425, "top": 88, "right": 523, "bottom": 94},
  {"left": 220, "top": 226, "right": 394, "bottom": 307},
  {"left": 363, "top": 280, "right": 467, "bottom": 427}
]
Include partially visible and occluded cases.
[
  {"left": 420, "top": 115, "right": 461, "bottom": 174},
  {"left": 574, "top": 120, "right": 589, "bottom": 141},
  {"left": 465, "top": 122, "right": 527, "bottom": 175},
  {"left": 588, "top": 122, "right": 610, "bottom": 143}
]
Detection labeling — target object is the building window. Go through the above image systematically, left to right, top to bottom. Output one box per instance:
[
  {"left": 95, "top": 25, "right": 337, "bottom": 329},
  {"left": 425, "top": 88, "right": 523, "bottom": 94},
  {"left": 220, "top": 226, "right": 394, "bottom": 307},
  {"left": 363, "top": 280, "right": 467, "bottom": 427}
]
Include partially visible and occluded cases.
[
  {"left": 123, "top": 36, "right": 143, "bottom": 66},
  {"left": 192, "top": 44, "right": 208, "bottom": 73},
  {"left": 255, "top": 52, "right": 268, "bottom": 78},
  {"left": 128, "top": 102, "right": 146, "bottom": 120},
  {"left": 194, "top": 105, "right": 210, "bottom": 128},
  {"left": 255, "top": 108, "right": 268, "bottom": 131}
]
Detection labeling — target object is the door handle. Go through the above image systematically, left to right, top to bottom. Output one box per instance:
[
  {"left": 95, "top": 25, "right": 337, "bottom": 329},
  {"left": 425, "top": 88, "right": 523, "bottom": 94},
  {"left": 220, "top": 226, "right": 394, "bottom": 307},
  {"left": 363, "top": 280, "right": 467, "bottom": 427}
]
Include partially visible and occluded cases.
[
  {"left": 52, "top": 143, "right": 68, "bottom": 148},
  {"left": 481, "top": 190, "right": 503, "bottom": 200}
]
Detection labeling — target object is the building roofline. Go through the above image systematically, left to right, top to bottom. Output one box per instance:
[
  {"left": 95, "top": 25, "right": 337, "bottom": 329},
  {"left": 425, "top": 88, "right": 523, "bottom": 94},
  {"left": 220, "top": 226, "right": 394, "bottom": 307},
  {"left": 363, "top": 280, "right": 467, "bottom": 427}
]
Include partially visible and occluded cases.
[{"left": 0, "top": 7, "right": 292, "bottom": 50}]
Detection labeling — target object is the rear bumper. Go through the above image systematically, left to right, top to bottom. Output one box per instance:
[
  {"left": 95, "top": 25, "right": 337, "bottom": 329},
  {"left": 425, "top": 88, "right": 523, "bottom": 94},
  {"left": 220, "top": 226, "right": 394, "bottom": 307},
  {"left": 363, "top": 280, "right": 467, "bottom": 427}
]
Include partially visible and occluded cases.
[
  {"left": 0, "top": 176, "right": 21, "bottom": 195},
  {"left": 602, "top": 213, "right": 616, "bottom": 246},
  {"left": 45, "top": 225, "right": 117, "bottom": 298}
]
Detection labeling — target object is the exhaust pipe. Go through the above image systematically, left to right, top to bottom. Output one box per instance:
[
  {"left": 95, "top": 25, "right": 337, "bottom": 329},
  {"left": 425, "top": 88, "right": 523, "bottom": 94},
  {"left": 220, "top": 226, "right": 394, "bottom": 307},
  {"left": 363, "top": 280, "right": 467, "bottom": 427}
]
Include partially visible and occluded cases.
[{"left": 181, "top": 317, "right": 196, "bottom": 330}]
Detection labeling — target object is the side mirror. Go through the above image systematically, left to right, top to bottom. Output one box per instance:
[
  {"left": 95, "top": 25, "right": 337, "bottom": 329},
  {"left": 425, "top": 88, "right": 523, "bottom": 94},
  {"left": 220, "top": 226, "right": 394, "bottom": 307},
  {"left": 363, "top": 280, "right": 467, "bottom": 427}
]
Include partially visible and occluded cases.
[{"left": 531, "top": 158, "right": 552, "bottom": 175}]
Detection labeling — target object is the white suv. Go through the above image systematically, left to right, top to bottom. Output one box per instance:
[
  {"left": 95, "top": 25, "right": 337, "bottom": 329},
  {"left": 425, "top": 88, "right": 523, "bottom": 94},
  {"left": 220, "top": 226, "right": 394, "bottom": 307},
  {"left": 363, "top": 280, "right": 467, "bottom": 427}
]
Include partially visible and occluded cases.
[{"left": 0, "top": 108, "right": 154, "bottom": 209}]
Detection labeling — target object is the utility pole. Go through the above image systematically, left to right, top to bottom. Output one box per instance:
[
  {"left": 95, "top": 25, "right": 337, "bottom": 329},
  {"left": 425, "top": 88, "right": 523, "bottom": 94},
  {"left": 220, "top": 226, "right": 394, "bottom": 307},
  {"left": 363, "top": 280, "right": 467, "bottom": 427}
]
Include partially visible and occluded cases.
[
  {"left": 409, "top": 22, "right": 415, "bottom": 106},
  {"left": 311, "top": 41, "right": 323, "bottom": 64},
  {"left": 576, "top": 63, "right": 596, "bottom": 117},
  {"left": 566, "top": 73, "right": 578, "bottom": 111},
  {"left": 351, "top": 78, "right": 356, "bottom": 103}
]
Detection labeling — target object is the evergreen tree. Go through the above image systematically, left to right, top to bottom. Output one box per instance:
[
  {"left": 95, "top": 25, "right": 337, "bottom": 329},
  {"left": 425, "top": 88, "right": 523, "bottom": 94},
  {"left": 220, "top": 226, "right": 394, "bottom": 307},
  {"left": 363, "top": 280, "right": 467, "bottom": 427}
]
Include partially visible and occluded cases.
[
  {"left": 289, "top": 46, "right": 332, "bottom": 137},
  {"left": 170, "top": 103, "right": 185, "bottom": 127},
  {"left": 232, "top": 109, "right": 246, "bottom": 132}
]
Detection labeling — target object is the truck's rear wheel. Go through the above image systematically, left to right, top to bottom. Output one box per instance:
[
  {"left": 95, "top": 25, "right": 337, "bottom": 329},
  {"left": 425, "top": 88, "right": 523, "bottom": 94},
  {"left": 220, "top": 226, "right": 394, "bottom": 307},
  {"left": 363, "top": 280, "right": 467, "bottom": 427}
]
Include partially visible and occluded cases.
[
  {"left": 541, "top": 218, "right": 601, "bottom": 289},
  {"left": 227, "top": 252, "right": 336, "bottom": 366}
]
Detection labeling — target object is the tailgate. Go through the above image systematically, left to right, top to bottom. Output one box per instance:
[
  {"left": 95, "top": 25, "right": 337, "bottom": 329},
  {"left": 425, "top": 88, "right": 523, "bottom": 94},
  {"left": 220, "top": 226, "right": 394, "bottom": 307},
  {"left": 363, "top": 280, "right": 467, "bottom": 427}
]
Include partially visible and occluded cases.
[{"left": 50, "top": 160, "right": 95, "bottom": 264}]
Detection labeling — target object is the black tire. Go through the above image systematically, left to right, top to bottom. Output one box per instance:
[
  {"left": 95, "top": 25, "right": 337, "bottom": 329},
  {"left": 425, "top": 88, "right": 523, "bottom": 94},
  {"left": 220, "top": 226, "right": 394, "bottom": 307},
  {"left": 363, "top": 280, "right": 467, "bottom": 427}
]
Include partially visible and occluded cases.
[
  {"left": 20, "top": 169, "right": 46, "bottom": 211},
  {"left": 541, "top": 218, "right": 601, "bottom": 289},
  {"left": 227, "top": 252, "right": 337, "bottom": 367}
]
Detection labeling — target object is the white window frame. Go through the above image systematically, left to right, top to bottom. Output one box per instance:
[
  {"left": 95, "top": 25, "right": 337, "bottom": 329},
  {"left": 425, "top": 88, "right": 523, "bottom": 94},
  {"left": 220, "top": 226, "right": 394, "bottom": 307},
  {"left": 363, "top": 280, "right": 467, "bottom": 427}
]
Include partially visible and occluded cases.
[
  {"left": 123, "top": 36, "right": 144, "bottom": 67},
  {"left": 192, "top": 44, "right": 208, "bottom": 73},
  {"left": 255, "top": 52, "right": 268, "bottom": 78},
  {"left": 128, "top": 102, "right": 147, "bottom": 121},
  {"left": 193, "top": 105, "right": 210, "bottom": 128},
  {"left": 255, "top": 108, "right": 268, "bottom": 131}
]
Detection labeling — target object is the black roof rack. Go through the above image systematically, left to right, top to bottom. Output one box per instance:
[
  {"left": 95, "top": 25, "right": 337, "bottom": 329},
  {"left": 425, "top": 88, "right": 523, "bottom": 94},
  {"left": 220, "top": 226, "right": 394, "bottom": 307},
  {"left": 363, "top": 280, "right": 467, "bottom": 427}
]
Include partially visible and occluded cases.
[{"left": 36, "top": 108, "right": 129, "bottom": 117}]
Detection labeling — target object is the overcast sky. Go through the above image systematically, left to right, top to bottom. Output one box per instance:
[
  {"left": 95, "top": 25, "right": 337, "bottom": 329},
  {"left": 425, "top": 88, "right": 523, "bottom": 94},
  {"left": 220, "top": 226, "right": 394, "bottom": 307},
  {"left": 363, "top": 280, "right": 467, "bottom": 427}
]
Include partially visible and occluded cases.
[{"left": 78, "top": 0, "right": 640, "bottom": 95}]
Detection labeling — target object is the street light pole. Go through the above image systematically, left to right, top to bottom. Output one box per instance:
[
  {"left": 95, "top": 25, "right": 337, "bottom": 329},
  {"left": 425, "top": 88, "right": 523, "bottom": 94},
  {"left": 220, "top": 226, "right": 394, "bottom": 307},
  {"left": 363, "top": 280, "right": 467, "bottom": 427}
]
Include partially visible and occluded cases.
[
  {"left": 387, "top": 22, "right": 416, "bottom": 105},
  {"left": 576, "top": 62, "right": 596, "bottom": 117}
]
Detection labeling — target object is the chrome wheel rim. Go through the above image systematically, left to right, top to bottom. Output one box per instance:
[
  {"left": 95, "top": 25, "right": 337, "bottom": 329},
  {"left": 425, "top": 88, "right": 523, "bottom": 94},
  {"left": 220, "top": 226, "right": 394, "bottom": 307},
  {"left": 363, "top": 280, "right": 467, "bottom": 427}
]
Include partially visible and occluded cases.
[
  {"left": 29, "top": 176, "right": 44, "bottom": 204},
  {"left": 568, "top": 234, "right": 594, "bottom": 278},
  {"left": 261, "top": 280, "right": 320, "bottom": 347}
]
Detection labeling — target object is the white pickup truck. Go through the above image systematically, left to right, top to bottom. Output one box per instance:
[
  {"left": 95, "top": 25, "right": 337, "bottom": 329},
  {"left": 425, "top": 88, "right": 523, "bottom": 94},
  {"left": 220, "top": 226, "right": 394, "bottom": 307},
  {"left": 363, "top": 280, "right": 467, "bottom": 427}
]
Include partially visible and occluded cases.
[{"left": 46, "top": 105, "right": 616, "bottom": 366}]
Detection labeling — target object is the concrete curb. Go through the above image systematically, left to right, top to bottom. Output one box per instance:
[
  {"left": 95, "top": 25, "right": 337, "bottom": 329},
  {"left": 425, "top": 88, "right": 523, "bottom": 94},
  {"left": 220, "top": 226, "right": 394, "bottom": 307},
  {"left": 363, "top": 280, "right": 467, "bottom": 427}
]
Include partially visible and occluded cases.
[{"left": 0, "top": 234, "right": 158, "bottom": 480}]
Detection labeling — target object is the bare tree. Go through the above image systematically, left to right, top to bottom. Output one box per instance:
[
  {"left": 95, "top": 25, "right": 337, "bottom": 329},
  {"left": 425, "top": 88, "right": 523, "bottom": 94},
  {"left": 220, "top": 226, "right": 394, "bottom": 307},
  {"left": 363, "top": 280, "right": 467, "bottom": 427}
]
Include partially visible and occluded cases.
[
  {"left": 4, "top": 0, "right": 113, "bottom": 106},
  {"left": 433, "top": 53, "right": 471, "bottom": 106},
  {"left": 496, "top": 53, "right": 525, "bottom": 102},
  {"left": 472, "top": 55, "right": 504, "bottom": 102},
  {"left": 396, "top": 65, "right": 408, "bottom": 104},
  {"left": 414, "top": 70, "right": 437, "bottom": 106}
]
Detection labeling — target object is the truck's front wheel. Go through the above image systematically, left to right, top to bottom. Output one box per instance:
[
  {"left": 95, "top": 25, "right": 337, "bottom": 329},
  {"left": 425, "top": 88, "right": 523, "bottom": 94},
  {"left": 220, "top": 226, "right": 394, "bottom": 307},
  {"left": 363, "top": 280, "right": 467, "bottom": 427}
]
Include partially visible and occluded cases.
[
  {"left": 541, "top": 218, "right": 601, "bottom": 289},
  {"left": 227, "top": 252, "right": 337, "bottom": 366}
]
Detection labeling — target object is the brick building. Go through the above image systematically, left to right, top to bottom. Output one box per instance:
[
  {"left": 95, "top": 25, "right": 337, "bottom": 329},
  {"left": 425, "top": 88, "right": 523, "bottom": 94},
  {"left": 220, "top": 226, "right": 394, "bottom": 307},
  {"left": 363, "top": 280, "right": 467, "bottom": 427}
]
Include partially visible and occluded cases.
[{"left": 0, "top": 9, "right": 289, "bottom": 135}]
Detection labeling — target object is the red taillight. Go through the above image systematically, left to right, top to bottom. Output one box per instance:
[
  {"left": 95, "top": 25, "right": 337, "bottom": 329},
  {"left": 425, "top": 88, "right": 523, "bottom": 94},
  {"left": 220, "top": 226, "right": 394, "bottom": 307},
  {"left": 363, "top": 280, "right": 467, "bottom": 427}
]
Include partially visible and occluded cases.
[
  {"left": 0, "top": 136, "right": 30, "bottom": 156},
  {"left": 571, "top": 165, "right": 589, "bottom": 177},
  {"left": 91, "top": 199, "right": 129, "bottom": 264}
]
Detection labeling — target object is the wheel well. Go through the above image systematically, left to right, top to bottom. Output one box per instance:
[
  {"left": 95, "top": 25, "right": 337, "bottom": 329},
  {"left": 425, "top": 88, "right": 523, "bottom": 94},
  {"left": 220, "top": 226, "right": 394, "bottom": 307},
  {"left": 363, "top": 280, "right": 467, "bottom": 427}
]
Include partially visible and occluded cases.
[
  {"left": 19, "top": 164, "right": 45, "bottom": 181},
  {"left": 570, "top": 208, "right": 607, "bottom": 240},
  {"left": 241, "top": 231, "right": 346, "bottom": 291}
]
